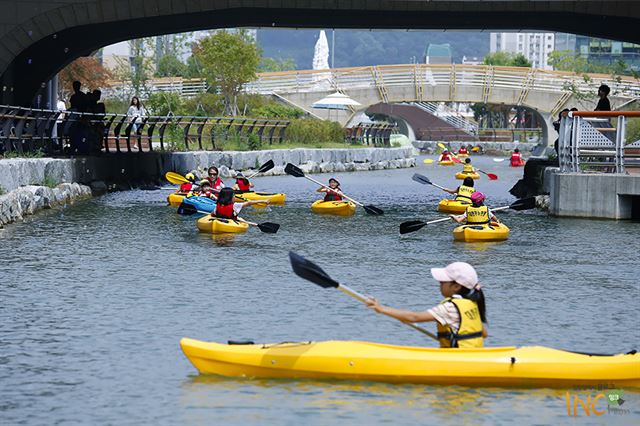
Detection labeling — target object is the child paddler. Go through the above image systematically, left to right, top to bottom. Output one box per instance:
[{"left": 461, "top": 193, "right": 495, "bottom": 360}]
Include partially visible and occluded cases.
[
  {"left": 461, "top": 158, "right": 476, "bottom": 174},
  {"left": 232, "top": 172, "right": 254, "bottom": 193},
  {"left": 443, "top": 177, "right": 475, "bottom": 205},
  {"left": 317, "top": 178, "right": 344, "bottom": 201},
  {"left": 213, "top": 187, "right": 268, "bottom": 219},
  {"left": 450, "top": 191, "right": 499, "bottom": 225},
  {"left": 365, "top": 262, "right": 488, "bottom": 348}
]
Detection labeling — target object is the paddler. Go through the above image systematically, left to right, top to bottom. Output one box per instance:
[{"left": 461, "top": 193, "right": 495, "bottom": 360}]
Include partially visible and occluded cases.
[
  {"left": 458, "top": 146, "right": 469, "bottom": 156},
  {"left": 510, "top": 148, "right": 525, "bottom": 167},
  {"left": 439, "top": 150, "right": 453, "bottom": 162},
  {"left": 461, "top": 158, "right": 476, "bottom": 175},
  {"left": 205, "top": 166, "right": 225, "bottom": 192},
  {"left": 179, "top": 172, "right": 198, "bottom": 193},
  {"left": 232, "top": 172, "right": 254, "bottom": 193},
  {"left": 443, "top": 177, "right": 475, "bottom": 205},
  {"left": 317, "top": 178, "right": 343, "bottom": 201},
  {"left": 196, "top": 180, "right": 215, "bottom": 199},
  {"left": 213, "top": 187, "right": 268, "bottom": 219},
  {"left": 450, "top": 191, "right": 499, "bottom": 225},
  {"left": 365, "top": 262, "right": 488, "bottom": 348}
]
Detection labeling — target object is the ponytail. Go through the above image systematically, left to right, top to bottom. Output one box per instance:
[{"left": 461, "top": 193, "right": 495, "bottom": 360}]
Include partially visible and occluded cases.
[{"left": 458, "top": 286, "right": 487, "bottom": 323}]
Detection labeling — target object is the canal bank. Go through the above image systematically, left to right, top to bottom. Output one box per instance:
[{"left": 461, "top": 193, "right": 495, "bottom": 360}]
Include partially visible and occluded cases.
[{"left": 0, "top": 147, "right": 415, "bottom": 226}]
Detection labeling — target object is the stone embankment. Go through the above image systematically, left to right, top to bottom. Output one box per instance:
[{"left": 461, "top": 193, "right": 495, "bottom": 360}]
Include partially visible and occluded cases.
[
  {"left": 413, "top": 141, "right": 536, "bottom": 155},
  {"left": 0, "top": 183, "right": 92, "bottom": 227}
]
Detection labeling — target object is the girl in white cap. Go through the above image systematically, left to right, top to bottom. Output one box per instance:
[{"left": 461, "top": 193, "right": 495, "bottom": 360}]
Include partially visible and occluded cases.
[{"left": 365, "top": 262, "right": 487, "bottom": 348}]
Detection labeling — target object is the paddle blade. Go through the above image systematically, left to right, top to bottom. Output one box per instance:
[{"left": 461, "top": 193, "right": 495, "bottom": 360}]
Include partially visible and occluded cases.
[
  {"left": 437, "top": 142, "right": 447, "bottom": 150},
  {"left": 451, "top": 156, "right": 462, "bottom": 164},
  {"left": 493, "top": 158, "right": 506, "bottom": 162},
  {"left": 257, "top": 159, "right": 275, "bottom": 173},
  {"left": 422, "top": 159, "right": 434, "bottom": 164},
  {"left": 284, "top": 163, "right": 305, "bottom": 177},
  {"left": 165, "top": 172, "right": 188, "bottom": 185},
  {"left": 486, "top": 172, "right": 498, "bottom": 180},
  {"left": 412, "top": 173, "right": 432, "bottom": 185},
  {"left": 509, "top": 197, "right": 537, "bottom": 211},
  {"left": 177, "top": 203, "right": 198, "bottom": 215},
  {"left": 363, "top": 205, "right": 384, "bottom": 215},
  {"left": 399, "top": 220, "right": 427, "bottom": 235},
  {"left": 257, "top": 222, "right": 280, "bottom": 233},
  {"left": 289, "top": 252, "right": 339, "bottom": 289}
]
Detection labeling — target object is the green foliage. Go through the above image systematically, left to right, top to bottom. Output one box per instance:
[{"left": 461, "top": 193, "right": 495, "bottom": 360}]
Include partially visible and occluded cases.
[
  {"left": 193, "top": 30, "right": 260, "bottom": 115},
  {"left": 113, "top": 38, "right": 154, "bottom": 98},
  {"left": 549, "top": 50, "right": 640, "bottom": 77},
  {"left": 483, "top": 52, "right": 531, "bottom": 67},
  {"left": 155, "top": 54, "right": 188, "bottom": 77},
  {"left": 185, "top": 55, "right": 204, "bottom": 78},
  {"left": 259, "top": 57, "right": 296, "bottom": 72},
  {"left": 145, "top": 92, "right": 185, "bottom": 116},
  {"left": 182, "top": 93, "right": 224, "bottom": 117},
  {"left": 103, "top": 98, "right": 130, "bottom": 114},
  {"left": 252, "top": 102, "right": 304, "bottom": 119},
  {"left": 626, "top": 118, "right": 640, "bottom": 144},
  {"left": 284, "top": 119, "right": 344, "bottom": 145},
  {"left": 246, "top": 133, "right": 262, "bottom": 150},
  {"left": 3, "top": 149, "right": 45, "bottom": 159},
  {"left": 42, "top": 176, "right": 58, "bottom": 188},
  {"left": 0, "top": 185, "right": 5, "bottom": 195}
]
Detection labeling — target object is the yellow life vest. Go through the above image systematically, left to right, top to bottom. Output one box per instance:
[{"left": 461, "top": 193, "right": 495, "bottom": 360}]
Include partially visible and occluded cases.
[
  {"left": 463, "top": 163, "right": 475, "bottom": 173},
  {"left": 455, "top": 185, "right": 475, "bottom": 203},
  {"left": 466, "top": 205, "right": 490, "bottom": 224},
  {"left": 436, "top": 296, "right": 484, "bottom": 348}
]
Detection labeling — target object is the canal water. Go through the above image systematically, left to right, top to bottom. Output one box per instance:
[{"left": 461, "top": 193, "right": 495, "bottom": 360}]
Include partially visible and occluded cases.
[{"left": 1, "top": 156, "right": 638, "bottom": 425}]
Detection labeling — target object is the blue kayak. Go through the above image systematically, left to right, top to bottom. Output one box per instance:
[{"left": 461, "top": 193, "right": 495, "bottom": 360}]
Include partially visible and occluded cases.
[{"left": 182, "top": 196, "right": 217, "bottom": 213}]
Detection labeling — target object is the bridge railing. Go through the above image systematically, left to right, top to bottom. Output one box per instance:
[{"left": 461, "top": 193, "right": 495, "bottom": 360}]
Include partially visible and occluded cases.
[
  {"left": 245, "top": 65, "right": 640, "bottom": 115},
  {"left": 0, "top": 105, "right": 290, "bottom": 156},
  {"left": 558, "top": 111, "right": 640, "bottom": 173}
]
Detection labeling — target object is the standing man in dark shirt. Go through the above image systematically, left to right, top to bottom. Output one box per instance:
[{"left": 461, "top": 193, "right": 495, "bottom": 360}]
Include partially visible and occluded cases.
[
  {"left": 69, "top": 81, "right": 87, "bottom": 112},
  {"left": 595, "top": 84, "right": 611, "bottom": 111}
]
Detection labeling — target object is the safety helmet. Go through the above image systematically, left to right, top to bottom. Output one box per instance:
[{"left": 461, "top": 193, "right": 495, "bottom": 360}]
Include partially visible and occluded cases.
[
  {"left": 185, "top": 173, "right": 196, "bottom": 182},
  {"left": 471, "top": 192, "right": 486, "bottom": 204}
]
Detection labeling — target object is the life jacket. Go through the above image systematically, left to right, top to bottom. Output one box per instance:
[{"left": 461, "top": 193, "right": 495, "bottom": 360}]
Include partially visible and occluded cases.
[
  {"left": 458, "top": 147, "right": 468, "bottom": 154},
  {"left": 510, "top": 152, "right": 523, "bottom": 166},
  {"left": 440, "top": 154, "right": 451, "bottom": 162},
  {"left": 462, "top": 163, "right": 475, "bottom": 173},
  {"left": 207, "top": 177, "right": 224, "bottom": 191},
  {"left": 235, "top": 178, "right": 251, "bottom": 192},
  {"left": 179, "top": 183, "right": 194, "bottom": 193},
  {"left": 455, "top": 185, "right": 475, "bottom": 203},
  {"left": 324, "top": 188, "right": 343, "bottom": 202},
  {"left": 199, "top": 189, "right": 214, "bottom": 198},
  {"left": 215, "top": 202, "right": 236, "bottom": 219},
  {"left": 466, "top": 205, "right": 490, "bottom": 225},
  {"left": 436, "top": 296, "right": 484, "bottom": 348}
]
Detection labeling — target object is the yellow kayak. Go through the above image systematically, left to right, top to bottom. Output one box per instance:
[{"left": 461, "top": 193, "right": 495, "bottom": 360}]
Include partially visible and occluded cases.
[
  {"left": 457, "top": 153, "right": 469, "bottom": 158},
  {"left": 438, "top": 160, "right": 455, "bottom": 166},
  {"left": 455, "top": 172, "right": 480, "bottom": 180},
  {"left": 235, "top": 191, "right": 286, "bottom": 205},
  {"left": 167, "top": 193, "right": 186, "bottom": 207},
  {"left": 438, "top": 199, "right": 471, "bottom": 214},
  {"left": 311, "top": 200, "right": 356, "bottom": 216},
  {"left": 196, "top": 215, "right": 249, "bottom": 234},
  {"left": 453, "top": 222, "right": 510, "bottom": 242},
  {"left": 180, "top": 338, "right": 640, "bottom": 388}
]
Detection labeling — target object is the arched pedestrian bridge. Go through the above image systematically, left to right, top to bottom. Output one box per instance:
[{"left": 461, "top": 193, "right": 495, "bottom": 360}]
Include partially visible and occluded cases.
[{"left": 245, "top": 64, "right": 640, "bottom": 142}]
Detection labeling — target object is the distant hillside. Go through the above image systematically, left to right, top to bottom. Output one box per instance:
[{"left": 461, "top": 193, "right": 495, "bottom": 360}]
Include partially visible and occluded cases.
[{"left": 257, "top": 29, "right": 489, "bottom": 69}]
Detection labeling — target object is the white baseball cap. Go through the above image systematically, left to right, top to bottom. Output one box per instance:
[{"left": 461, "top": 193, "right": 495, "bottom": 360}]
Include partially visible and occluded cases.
[{"left": 430, "top": 262, "right": 479, "bottom": 290}]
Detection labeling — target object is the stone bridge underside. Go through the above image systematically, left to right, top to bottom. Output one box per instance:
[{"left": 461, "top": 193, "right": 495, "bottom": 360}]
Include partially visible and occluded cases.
[{"left": 1, "top": 1, "right": 640, "bottom": 106}]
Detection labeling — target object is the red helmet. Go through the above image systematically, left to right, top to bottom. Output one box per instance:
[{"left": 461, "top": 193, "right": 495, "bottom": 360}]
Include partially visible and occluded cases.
[{"left": 471, "top": 192, "right": 486, "bottom": 203}]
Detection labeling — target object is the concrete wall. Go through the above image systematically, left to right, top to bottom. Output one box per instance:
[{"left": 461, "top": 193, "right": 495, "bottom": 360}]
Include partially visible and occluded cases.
[
  {"left": 0, "top": 147, "right": 415, "bottom": 193},
  {"left": 548, "top": 171, "right": 640, "bottom": 219}
]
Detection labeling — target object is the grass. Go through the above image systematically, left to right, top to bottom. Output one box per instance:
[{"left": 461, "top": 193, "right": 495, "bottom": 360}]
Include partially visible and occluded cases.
[
  {"left": 2, "top": 149, "right": 45, "bottom": 159},
  {"left": 42, "top": 176, "right": 58, "bottom": 188},
  {"left": 0, "top": 185, "right": 5, "bottom": 196}
]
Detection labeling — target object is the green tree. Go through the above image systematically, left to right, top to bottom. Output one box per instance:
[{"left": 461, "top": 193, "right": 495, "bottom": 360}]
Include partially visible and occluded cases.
[
  {"left": 193, "top": 30, "right": 260, "bottom": 116},
  {"left": 113, "top": 38, "right": 154, "bottom": 98},
  {"left": 483, "top": 51, "right": 532, "bottom": 67},
  {"left": 511, "top": 53, "right": 532, "bottom": 67},
  {"left": 156, "top": 54, "right": 188, "bottom": 77},
  {"left": 185, "top": 55, "right": 204, "bottom": 78},
  {"left": 259, "top": 57, "right": 296, "bottom": 72}
]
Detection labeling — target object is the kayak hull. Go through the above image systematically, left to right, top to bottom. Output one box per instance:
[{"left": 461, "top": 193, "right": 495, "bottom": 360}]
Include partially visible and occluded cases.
[
  {"left": 457, "top": 153, "right": 469, "bottom": 158},
  {"left": 438, "top": 160, "right": 455, "bottom": 166},
  {"left": 455, "top": 172, "right": 480, "bottom": 180},
  {"left": 235, "top": 191, "right": 286, "bottom": 205},
  {"left": 167, "top": 193, "right": 186, "bottom": 207},
  {"left": 182, "top": 196, "right": 216, "bottom": 213},
  {"left": 438, "top": 199, "right": 471, "bottom": 214},
  {"left": 311, "top": 200, "right": 356, "bottom": 216},
  {"left": 196, "top": 216, "right": 249, "bottom": 234},
  {"left": 453, "top": 222, "right": 510, "bottom": 242},
  {"left": 180, "top": 339, "right": 640, "bottom": 388}
]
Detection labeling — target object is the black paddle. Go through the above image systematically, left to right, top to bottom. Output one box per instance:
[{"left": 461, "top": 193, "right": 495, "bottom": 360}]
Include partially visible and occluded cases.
[
  {"left": 247, "top": 160, "right": 275, "bottom": 179},
  {"left": 284, "top": 163, "right": 383, "bottom": 215},
  {"left": 412, "top": 173, "right": 449, "bottom": 192},
  {"left": 399, "top": 197, "right": 537, "bottom": 235},
  {"left": 207, "top": 216, "right": 280, "bottom": 234},
  {"left": 289, "top": 251, "right": 437, "bottom": 340}
]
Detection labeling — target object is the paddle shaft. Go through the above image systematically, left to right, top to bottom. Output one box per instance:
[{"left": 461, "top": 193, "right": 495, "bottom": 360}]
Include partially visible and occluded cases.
[
  {"left": 303, "top": 175, "right": 364, "bottom": 207},
  {"left": 426, "top": 204, "right": 511, "bottom": 225},
  {"left": 337, "top": 283, "right": 438, "bottom": 340}
]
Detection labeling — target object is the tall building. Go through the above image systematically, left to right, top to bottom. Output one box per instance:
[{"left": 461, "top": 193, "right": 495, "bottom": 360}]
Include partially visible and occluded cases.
[
  {"left": 489, "top": 32, "right": 555, "bottom": 69},
  {"left": 554, "top": 33, "right": 577, "bottom": 53},
  {"left": 575, "top": 36, "right": 640, "bottom": 70}
]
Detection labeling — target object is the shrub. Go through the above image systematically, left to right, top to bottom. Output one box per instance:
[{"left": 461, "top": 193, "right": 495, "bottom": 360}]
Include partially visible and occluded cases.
[
  {"left": 284, "top": 119, "right": 344, "bottom": 145},
  {"left": 42, "top": 176, "right": 58, "bottom": 188}
]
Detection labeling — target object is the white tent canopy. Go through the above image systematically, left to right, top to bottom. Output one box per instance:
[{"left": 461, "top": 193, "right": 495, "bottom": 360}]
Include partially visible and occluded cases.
[{"left": 311, "top": 92, "right": 361, "bottom": 110}]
